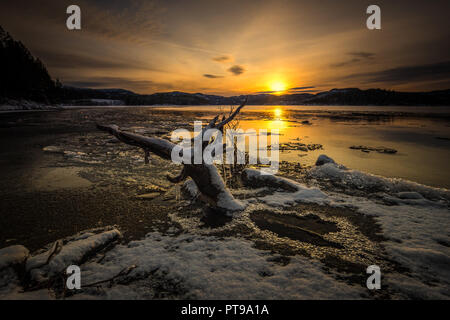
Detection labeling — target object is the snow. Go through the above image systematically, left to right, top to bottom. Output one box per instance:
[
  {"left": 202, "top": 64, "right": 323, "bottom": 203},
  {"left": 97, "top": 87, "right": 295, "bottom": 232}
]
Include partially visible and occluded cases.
[
  {"left": 0, "top": 100, "right": 57, "bottom": 111},
  {"left": 1, "top": 153, "right": 448, "bottom": 299},
  {"left": 240, "top": 157, "right": 450, "bottom": 298},
  {"left": 305, "top": 158, "right": 450, "bottom": 297},
  {"left": 308, "top": 162, "right": 450, "bottom": 202},
  {"left": 207, "top": 164, "right": 245, "bottom": 212},
  {"left": 243, "top": 168, "right": 300, "bottom": 191},
  {"left": 243, "top": 169, "right": 328, "bottom": 207},
  {"left": 182, "top": 179, "right": 199, "bottom": 198},
  {"left": 339, "top": 197, "right": 450, "bottom": 298},
  {"left": 26, "top": 229, "right": 121, "bottom": 282},
  {"left": 76, "top": 233, "right": 364, "bottom": 299},
  {"left": 0, "top": 245, "right": 29, "bottom": 270}
]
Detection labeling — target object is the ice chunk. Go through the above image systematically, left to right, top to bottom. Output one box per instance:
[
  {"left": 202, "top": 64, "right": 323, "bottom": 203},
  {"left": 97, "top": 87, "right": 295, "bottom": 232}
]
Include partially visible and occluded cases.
[{"left": 0, "top": 245, "right": 29, "bottom": 270}]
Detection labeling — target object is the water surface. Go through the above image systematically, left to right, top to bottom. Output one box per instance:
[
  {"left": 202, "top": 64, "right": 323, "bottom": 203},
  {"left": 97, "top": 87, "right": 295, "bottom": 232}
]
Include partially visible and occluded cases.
[{"left": 155, "top": 105, "right": 450, "bottom": 188}]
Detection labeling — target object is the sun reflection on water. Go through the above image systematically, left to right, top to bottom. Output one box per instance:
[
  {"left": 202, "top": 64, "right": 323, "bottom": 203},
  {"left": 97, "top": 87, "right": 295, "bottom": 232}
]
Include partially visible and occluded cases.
[{"left": 268, "top": 108, "right": 286, "bottom": 130}]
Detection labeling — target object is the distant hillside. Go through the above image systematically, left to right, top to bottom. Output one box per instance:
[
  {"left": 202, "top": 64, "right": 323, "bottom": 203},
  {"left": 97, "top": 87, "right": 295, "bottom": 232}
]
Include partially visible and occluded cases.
[
  {"left": 299, "top": 88, "right": 450, "bottom": 106},
  {"left": 122, "top": 89, "right": 450, "bottom": 106}
]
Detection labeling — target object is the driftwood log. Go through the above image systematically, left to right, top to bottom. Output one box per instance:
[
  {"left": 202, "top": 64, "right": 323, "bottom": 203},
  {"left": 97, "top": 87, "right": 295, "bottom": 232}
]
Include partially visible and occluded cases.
[{"left": 97, "top": 100, "right": 247, "bottom": 213}]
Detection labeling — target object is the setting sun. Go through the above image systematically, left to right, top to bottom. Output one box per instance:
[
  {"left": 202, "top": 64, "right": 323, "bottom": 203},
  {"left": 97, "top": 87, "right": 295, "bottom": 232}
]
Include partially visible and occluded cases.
[{"left": 269, "top": 81, "right": 287, "bottom": 93}]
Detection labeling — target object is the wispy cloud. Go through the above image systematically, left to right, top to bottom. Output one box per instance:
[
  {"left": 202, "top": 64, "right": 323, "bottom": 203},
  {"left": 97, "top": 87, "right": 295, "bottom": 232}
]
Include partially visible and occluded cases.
[
  {"left": 331, "top": 52, "right": 375, "bottom": 68},
  {"left": 212, "top": 55, "right": 232, "bottom": 63},
  {"left": 203, "top": 74, "right": 224, "bottom": 79},
  {"left": 289, "top": 86, "right": 315, "bottom": 90},
  {"left": 289, "top": 89, "right": 319, "bottom": 93}
]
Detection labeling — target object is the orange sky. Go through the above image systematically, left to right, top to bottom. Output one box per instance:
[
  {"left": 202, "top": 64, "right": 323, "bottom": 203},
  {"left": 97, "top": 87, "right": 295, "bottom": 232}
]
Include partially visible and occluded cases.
[{"left": 1, "top": 0, "right": 449, "bottom": 95}]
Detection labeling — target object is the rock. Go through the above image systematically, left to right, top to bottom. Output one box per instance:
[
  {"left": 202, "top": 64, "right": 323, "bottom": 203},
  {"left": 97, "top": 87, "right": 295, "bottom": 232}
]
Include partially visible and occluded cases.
[
  {"left": 106, "top": 138, "right": 120, "bottom": 144},
  {"left": 278, "top": 142, "right": 322, "bottom": 152},
  {"left": 307, "top": 144, "right": 323, "bottom": 151},
  {"left": 298, "top": 145, "right": 308, "bottom": 152},
  {"left": 349, "top": 145, "right": 397, "bottom": 154},
  {"left": 43, "top": 146, "right": 63, "bottom": 154},
  {"left": 63, "top": 151, "right": 86, "bottom": 157},
  {"left": 315, "top": 154, "right": 335, "bottom": 166},
  {"left": 143, "top": 184, "right": 166, "bottom": 193},
  {"left": 0, "top": 245, "right": 29, "bottom": 270}
]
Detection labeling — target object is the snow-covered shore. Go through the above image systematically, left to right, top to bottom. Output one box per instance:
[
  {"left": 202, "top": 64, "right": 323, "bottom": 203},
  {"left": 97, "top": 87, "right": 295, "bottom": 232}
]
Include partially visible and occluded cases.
[
  {"left": 0, "top": 99, "right": 60, "bottom": 112},
  {"left": 0, "top": 156, "right": 448, "bottom": 299}
]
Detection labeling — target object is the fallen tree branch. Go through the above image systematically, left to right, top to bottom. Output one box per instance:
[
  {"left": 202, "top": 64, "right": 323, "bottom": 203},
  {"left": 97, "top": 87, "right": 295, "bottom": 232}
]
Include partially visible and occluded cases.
[{"left": 97, "top": 99, "right": 247, "bottom": 213}]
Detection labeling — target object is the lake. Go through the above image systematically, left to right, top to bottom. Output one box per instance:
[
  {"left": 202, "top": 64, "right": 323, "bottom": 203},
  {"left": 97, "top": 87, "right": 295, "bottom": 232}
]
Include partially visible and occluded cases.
[{"left": 151, "top": 105, "right": 450, "bottom": 189}]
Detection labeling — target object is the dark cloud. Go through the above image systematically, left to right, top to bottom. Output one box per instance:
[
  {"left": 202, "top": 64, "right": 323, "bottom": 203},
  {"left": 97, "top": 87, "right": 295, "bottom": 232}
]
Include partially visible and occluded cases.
[
  {"left": 0, "top": 0, "right": 162, "bottom": 44},
  {"left": 80, "top": 0, "right": 162, "bottom": 43},
  {"left": 331, "top": 52, "right": 375, "bottom": 68},
  {"left": 348, "top": 52, "right": 375, "bottom": 59},
  {"left": 212, "top": 55, "right": 232, "bottom": 63},
  {"left": 331, "top": 58, "right": 361, "bottom": 68},
  {"left": 346, "top": 61, "right": 450, "bottom": 84},
  {"left": 227, "top": 65, "right": 245, "bottom": 76},
  {"left": 203, "top": 74, "right": 224, "bottom": 79},
  {"left": 289, "top": 86, "right": 315, "bottom": 90},
  {"left": 256, "top": 89, "right": 318, "bottom": 94},
  {"left": 289, "top": 89, "right": 319, "bottom": 93},
  {"left": 256, "top": 91, "right": 277, "bottom": 94}
]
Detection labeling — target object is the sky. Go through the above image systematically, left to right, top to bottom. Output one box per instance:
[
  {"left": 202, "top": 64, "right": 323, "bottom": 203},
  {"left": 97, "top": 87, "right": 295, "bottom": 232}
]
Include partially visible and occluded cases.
[{"left": 1, "top": 0, "right": 449, "bottom": 95}]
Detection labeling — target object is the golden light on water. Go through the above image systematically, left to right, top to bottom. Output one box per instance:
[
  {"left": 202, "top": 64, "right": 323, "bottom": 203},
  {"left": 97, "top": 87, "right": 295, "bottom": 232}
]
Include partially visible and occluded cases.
[
  {"left": 268, "top": 108, "right": 286, "bottom": 130},
  {"left": 274, "top": 108, "right": 282, "bottom": 118}
]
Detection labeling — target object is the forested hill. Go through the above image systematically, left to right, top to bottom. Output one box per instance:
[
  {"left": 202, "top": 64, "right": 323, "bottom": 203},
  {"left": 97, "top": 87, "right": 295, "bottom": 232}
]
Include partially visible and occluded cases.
[{"left": 0, "top": 25, "right": 56, "bottom": 103}]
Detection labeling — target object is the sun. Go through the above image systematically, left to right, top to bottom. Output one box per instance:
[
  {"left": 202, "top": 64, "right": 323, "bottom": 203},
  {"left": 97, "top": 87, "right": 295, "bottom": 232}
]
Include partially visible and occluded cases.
[{"left": 269, "top": 81, "right": 287, "bottom": 94}]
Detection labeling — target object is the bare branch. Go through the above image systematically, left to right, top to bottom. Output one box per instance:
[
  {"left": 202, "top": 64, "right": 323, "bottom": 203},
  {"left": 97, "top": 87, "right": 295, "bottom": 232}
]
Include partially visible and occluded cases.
[{"left": 215, "top": 97, "right": 247, "bottom": 132}]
